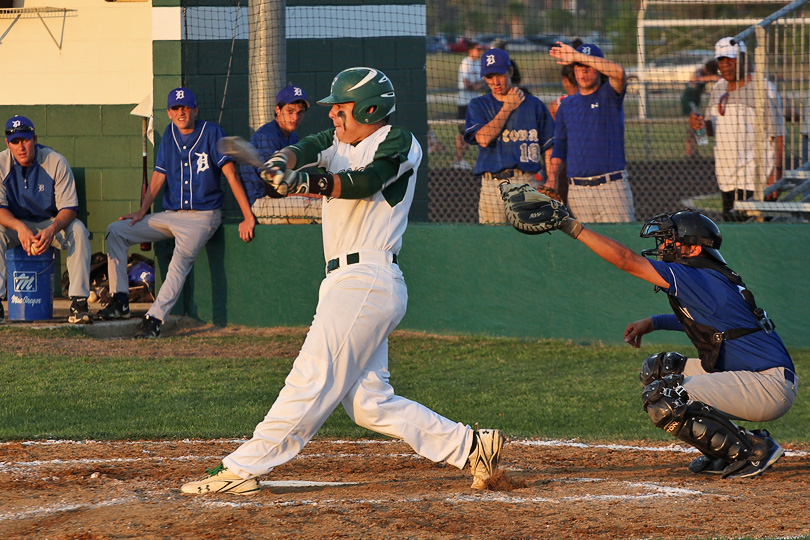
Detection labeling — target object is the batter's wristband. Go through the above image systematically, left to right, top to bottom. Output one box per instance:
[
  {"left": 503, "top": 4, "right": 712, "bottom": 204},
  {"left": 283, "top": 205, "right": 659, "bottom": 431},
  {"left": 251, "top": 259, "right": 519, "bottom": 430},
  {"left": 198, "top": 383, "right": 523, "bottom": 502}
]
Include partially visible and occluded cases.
[{"left": 306, "top": 173, "right": 335, "bottom": 197}]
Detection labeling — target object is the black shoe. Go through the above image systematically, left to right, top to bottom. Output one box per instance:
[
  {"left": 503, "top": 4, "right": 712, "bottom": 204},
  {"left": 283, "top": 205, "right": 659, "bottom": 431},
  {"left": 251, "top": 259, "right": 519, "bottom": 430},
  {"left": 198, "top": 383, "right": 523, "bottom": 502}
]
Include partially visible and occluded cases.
[
  {"left": 98, "top": 293, "right": 131, "bottom": 320},
  {"left": 68, "top": 296, "right": 93, "bottom": 324},
  {"left": 0, "top": 300, "right": 4, "bottom": 323},
  {"left": 135, "top": 315, "right": 161, "bottom": 339},
  {"left": 723, "top": 433, "right": 784, "bottom": 479},
  {"left": 688, "top": 454, "right": 727, "bottom": 475}
]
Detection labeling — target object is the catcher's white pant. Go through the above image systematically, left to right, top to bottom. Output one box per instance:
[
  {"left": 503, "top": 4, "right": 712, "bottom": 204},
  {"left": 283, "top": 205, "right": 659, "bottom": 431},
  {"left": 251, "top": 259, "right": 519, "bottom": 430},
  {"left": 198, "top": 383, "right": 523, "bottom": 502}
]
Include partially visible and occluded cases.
[
  {"left": 105, "top": 209, "right": 221, "bottom": 322},
  {"left": 0, "top": 218, "right": 91, "bottom": 298},
  {"left": 223, "top": 258, "right": 473, "bottom": 479},
  {"left": 683, "top": 358, "right": 798, "bottom": 423}
]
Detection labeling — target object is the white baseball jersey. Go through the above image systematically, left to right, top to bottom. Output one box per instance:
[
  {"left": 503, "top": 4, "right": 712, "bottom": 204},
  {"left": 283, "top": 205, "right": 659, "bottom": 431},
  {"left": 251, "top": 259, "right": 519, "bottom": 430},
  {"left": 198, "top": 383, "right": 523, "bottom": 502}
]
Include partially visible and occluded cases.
[
  {"left": 706, "top": 78, "right": 785, "bottom": 193},
  {"left": 309, "top": 125, "right": 421, "bottom": 261}
]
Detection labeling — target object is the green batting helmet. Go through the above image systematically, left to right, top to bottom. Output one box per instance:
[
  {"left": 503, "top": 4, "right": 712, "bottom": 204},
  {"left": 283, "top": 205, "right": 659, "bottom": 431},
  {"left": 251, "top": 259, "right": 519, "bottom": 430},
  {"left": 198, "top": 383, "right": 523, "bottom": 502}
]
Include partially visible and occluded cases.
[{"left": 317, "top": 67, "right": 396, "bottom": 125}]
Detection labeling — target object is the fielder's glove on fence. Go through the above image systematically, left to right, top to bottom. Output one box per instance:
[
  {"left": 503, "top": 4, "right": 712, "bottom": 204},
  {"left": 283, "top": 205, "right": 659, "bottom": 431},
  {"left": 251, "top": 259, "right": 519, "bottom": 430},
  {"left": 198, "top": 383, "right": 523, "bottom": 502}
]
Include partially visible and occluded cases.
[{"left": 499, "top": 182, "right": 582, "bottom": 237}]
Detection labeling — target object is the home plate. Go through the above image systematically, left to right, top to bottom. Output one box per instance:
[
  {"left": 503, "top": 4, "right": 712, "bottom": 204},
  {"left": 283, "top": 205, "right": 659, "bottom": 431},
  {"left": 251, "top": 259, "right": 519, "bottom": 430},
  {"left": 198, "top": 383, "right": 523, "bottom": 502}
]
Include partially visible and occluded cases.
[{"left": 260, "top": 480, "right": 359, "bottom": 488}]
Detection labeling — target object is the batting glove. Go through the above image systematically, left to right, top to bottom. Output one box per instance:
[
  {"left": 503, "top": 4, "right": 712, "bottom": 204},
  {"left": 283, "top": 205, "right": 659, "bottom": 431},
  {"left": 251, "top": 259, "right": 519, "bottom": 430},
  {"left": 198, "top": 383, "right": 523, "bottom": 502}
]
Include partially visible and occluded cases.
[
  {"left": 261, "top": 151, "right": 289, "bottom": 185},
  {"left": 265, "top": 170, "right": 310, "bottom": 198}
]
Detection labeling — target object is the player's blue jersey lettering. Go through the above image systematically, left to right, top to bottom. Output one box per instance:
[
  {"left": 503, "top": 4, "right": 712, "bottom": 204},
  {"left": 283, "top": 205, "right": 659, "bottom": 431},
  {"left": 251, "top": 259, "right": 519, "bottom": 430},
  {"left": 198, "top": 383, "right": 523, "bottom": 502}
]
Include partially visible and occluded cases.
[
  {"left": 552, "top": 82, "right": 626, "bottom": 177},
  {"left": 464, "top": 93, "right": 555, "bottom": 176},
  {"left": 155, "top": 120, "right": 232, "bottom": 211},
  {"left": 240, "top": 120, "right": 299, "bottom": 206},
  {"left": 0, "top": 145, "right": 79, "bottom": 222},
  {"left": 649, "top": 259, "right": 794, "bottom": 373}
]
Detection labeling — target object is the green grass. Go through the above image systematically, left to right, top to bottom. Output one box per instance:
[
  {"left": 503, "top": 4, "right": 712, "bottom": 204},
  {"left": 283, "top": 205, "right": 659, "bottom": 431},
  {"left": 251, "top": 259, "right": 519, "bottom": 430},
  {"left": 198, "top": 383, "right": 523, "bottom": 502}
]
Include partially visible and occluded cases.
[{"left": 2, "top": 328, "right": 808, "bottom": 443}]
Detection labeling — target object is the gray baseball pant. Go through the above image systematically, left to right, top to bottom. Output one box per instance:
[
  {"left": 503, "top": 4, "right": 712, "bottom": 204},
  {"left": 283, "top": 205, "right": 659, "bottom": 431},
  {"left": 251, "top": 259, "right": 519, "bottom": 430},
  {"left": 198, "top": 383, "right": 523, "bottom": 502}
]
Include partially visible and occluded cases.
[
  {"left": 105, "top": 209, "right": 221, "bottom": 322},
  {"left": 0, "top": 218, "right": 91, "bottom": 298}
]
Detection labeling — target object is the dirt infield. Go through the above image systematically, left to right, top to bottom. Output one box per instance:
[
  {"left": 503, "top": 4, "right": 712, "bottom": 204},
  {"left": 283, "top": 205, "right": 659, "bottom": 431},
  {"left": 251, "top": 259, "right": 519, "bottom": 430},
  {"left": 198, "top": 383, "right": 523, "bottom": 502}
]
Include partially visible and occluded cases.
[{"left": 2, "top": 437, "right": 809, "bottom": 540}]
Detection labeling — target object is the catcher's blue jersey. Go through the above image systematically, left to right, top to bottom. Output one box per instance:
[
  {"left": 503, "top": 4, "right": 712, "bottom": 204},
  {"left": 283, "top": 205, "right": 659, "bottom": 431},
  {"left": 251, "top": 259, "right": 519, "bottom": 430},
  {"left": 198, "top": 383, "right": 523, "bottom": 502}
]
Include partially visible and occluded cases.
[
  {"left": 464, "top": 93, "right": 555, "bottom": 176},
  {"left": 155, "top": 120, "right": 232, "bottom": 211},
  {"left": 649, "top": 259, "right": 794, "bottom": 373}
]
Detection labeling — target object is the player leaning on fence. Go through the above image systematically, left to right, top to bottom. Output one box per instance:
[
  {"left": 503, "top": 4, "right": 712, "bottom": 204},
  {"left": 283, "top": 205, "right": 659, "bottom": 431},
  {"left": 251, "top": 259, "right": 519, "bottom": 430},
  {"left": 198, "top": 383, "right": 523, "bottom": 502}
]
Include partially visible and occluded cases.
[
  {"left": 181, "top": 67, "right": 505, "bottom": 495},
  {"left": 97, "top": 87, "right": 256, "bottom": 338}
]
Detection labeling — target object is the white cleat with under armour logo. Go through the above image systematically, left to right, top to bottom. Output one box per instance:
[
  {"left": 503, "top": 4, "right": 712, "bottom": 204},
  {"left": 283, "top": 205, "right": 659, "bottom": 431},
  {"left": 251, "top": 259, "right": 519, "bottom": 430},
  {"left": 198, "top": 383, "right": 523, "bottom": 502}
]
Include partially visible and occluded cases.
[{"left": 181, "top": 463, "right": 260, "bottom": 495}]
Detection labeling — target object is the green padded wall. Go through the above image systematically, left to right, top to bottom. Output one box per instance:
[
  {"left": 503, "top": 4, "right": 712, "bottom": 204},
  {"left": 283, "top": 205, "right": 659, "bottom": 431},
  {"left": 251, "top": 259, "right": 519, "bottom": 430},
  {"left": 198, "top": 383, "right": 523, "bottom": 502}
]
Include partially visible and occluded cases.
[{"left": 187, "top": 223, "right": 810, "bottom": 349}]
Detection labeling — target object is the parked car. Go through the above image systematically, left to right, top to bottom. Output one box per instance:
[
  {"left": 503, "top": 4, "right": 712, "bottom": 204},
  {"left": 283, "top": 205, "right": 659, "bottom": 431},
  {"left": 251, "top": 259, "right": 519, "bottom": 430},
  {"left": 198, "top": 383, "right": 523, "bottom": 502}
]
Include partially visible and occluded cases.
[
  {"left": 427, "top": 35, "right": 449, "bottom": 53},
  {"left": 626, "top": 49, "right": 715, "bottom": 92}
]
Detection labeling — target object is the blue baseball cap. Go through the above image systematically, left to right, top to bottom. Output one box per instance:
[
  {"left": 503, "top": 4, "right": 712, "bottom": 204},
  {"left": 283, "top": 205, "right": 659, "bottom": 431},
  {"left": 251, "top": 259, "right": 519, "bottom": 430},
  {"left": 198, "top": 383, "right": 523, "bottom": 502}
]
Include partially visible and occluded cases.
[
  {"left": 576, "top": 43, "right": 604, "bottom": 59},
  {"left": 480, "top": 48, "right": 511, "bottom": 77},
  {"left": 276, "top": 85, "right": 309, "bottom": 109},
  {"left": 167, "top": 87, "right": 197, "bottom": 109},
  {"left": 5, "top": 115, "right": 35, "bottom": 141}
]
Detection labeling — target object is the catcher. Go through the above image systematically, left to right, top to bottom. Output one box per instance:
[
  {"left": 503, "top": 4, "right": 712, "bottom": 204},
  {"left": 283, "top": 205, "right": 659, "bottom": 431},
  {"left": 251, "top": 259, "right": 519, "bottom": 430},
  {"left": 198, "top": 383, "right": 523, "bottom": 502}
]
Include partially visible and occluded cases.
[{"left": 500, "top": 182, "right": 797, "bottom": 478}]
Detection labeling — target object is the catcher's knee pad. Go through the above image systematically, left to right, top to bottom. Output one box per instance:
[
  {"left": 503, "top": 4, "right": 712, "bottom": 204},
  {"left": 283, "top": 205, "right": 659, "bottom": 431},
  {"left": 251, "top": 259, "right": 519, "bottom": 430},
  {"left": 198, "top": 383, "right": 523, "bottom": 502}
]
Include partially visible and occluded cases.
[
  {"left": 639, "top": 351, "right": 687, "bottom": 387},
  {"left": 642, "top": 375, "right": 754, "bottom": 463}
]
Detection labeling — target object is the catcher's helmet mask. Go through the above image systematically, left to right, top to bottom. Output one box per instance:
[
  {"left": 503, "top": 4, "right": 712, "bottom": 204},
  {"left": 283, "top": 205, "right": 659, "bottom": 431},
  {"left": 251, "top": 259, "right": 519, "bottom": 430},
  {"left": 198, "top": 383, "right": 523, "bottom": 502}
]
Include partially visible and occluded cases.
[
  {"left": 317, "top": 67, "right": 396, "bottom": 125},
  {"left": 640, "top": 210, "right": 725, "bottom": 264}
]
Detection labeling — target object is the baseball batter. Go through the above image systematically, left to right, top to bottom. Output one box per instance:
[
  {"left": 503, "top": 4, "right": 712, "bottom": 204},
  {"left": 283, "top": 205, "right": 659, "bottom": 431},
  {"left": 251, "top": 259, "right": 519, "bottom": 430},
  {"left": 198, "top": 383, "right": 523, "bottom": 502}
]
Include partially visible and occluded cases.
[
  {"left": 181, "top": 67, "right": 504, "bottom": 495},
  {"left": 98, "top": 87, "right": 256, "bottom": 337}
]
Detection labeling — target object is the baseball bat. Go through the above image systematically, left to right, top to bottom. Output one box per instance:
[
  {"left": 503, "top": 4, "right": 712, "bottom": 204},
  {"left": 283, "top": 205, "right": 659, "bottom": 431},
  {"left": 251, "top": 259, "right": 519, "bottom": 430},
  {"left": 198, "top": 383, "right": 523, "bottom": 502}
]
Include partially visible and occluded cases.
[
  {"left": 140, "top": 117, "right": 152, "bottom": 251},
  {"left": 216, "top": 136, "right": 268, "bottom": 170}
]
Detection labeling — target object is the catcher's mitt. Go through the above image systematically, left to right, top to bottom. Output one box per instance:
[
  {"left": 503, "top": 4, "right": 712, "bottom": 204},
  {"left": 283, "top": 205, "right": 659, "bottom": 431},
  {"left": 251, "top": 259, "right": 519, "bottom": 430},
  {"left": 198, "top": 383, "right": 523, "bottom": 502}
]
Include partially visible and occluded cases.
[
  {"left": 499, "top": 182, "right": 571, "bottom": 235},
  {"left": 536, "top": 185, "right": 562, "bottom": 203}
]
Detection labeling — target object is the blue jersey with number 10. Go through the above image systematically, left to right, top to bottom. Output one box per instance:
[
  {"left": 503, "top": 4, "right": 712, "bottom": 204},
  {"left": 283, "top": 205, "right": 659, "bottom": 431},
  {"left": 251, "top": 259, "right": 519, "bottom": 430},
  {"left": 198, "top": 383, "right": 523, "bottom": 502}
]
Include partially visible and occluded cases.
[
  {"left": 464, "top": 92, "right": 555, "bottom": 176},
  {"left": 155, "top": 120, "right": 232, "bottom": 211}
]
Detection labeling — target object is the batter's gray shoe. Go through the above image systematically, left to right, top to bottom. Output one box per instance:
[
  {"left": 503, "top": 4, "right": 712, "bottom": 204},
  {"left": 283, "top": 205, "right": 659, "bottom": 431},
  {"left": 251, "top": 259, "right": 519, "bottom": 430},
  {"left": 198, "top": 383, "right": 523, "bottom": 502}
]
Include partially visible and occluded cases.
[
  {"left": 97, "top": 293, "right": 130, "bottom": 320},
  {"left": 68, "top": 297, "right": 93, "bottom": 324},
  {"left": 135, "top": 315, "right": 161, "bottom": 339},
  {"left": 468, "top": 426, "right": 505, "bottom": 490},
  {"left": 724, "top": 434, "right": 784, "bottom": 479},
  {"left": 688, "top": 454, "right": 727, "bottom": 475},
  {"left": 181, "top": 463, "right": 260, "bottom": 495}
]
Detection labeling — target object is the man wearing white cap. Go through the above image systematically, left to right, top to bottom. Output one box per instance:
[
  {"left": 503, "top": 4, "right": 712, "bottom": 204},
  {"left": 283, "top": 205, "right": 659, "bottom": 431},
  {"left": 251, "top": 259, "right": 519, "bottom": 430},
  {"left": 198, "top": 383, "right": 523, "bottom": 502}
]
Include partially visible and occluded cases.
[{"left": 689, "top": 37, "right": 785, "bottom": 221}]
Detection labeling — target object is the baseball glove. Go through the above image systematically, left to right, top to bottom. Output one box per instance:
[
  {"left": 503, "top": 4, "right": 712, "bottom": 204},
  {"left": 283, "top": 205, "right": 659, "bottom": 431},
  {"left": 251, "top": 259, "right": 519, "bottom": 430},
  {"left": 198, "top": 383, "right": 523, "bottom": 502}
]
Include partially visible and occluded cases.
[
  {"left": 499, "top": 182, "right": 571, "bottom": 235},
  {"left": 536, "top": 185, "right": 562, "bottom": 203}
]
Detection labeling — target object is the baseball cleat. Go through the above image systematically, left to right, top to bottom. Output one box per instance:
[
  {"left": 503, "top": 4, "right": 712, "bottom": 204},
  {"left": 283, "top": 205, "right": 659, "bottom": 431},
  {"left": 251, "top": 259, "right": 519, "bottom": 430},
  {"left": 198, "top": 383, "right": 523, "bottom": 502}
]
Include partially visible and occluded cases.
[
  {"left": 97, "top": 293, "right": 131, "bottom": 320},
  {"left": 68, "top": 297, "right": 93, "bottom": 325},
  {"left": 135, "top": 314, "right": 161, "bottom": 339},
  {"left": 468, "top": 426, "right": 505, "bottom": 490},
  {"left": 723, "top": 434, "right": 784, "bottom": 479},
  {"left": 688, "top": 454, "right": 727, "bottom": 475},
  {"left": 181, "top": 463, "right": 260, "bottom": 495}
]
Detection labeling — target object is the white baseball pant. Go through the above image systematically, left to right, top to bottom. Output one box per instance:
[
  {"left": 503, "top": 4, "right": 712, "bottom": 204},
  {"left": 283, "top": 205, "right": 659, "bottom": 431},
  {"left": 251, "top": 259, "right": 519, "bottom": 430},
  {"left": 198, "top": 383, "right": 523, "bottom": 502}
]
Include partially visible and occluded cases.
[
  {"left": 105, "top": 209, "right": 221, "bottom": 322},
  {"left": 0, "top": 218, "right": 91, "bottom": 298},
  {"left": 223, "top": 259, "right": 473, "bottom": 479},
  {"left": 683, "top": 358, "right": 798, "bottom": 422}
]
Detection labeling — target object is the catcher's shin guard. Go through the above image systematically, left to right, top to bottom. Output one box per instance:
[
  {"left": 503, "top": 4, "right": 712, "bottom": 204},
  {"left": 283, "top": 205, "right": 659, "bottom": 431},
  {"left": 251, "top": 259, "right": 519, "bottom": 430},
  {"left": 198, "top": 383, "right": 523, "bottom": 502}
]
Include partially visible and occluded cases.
[
  {"left": 639, "top": 351, "right": 687, "bottom": 387},
  {"left": 642, "top": 375, "right": 755, "bottom": 463}
]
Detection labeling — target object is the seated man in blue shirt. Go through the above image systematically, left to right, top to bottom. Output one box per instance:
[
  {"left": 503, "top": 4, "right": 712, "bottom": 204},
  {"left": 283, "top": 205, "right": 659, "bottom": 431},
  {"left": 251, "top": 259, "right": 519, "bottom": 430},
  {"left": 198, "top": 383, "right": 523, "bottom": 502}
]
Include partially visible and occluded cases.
[
  {"left": 241, "top": 85, "right": 321, "bottom": 224},
  {"left": 0, "top": 115, "right": 92, "bottom": 324}
]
